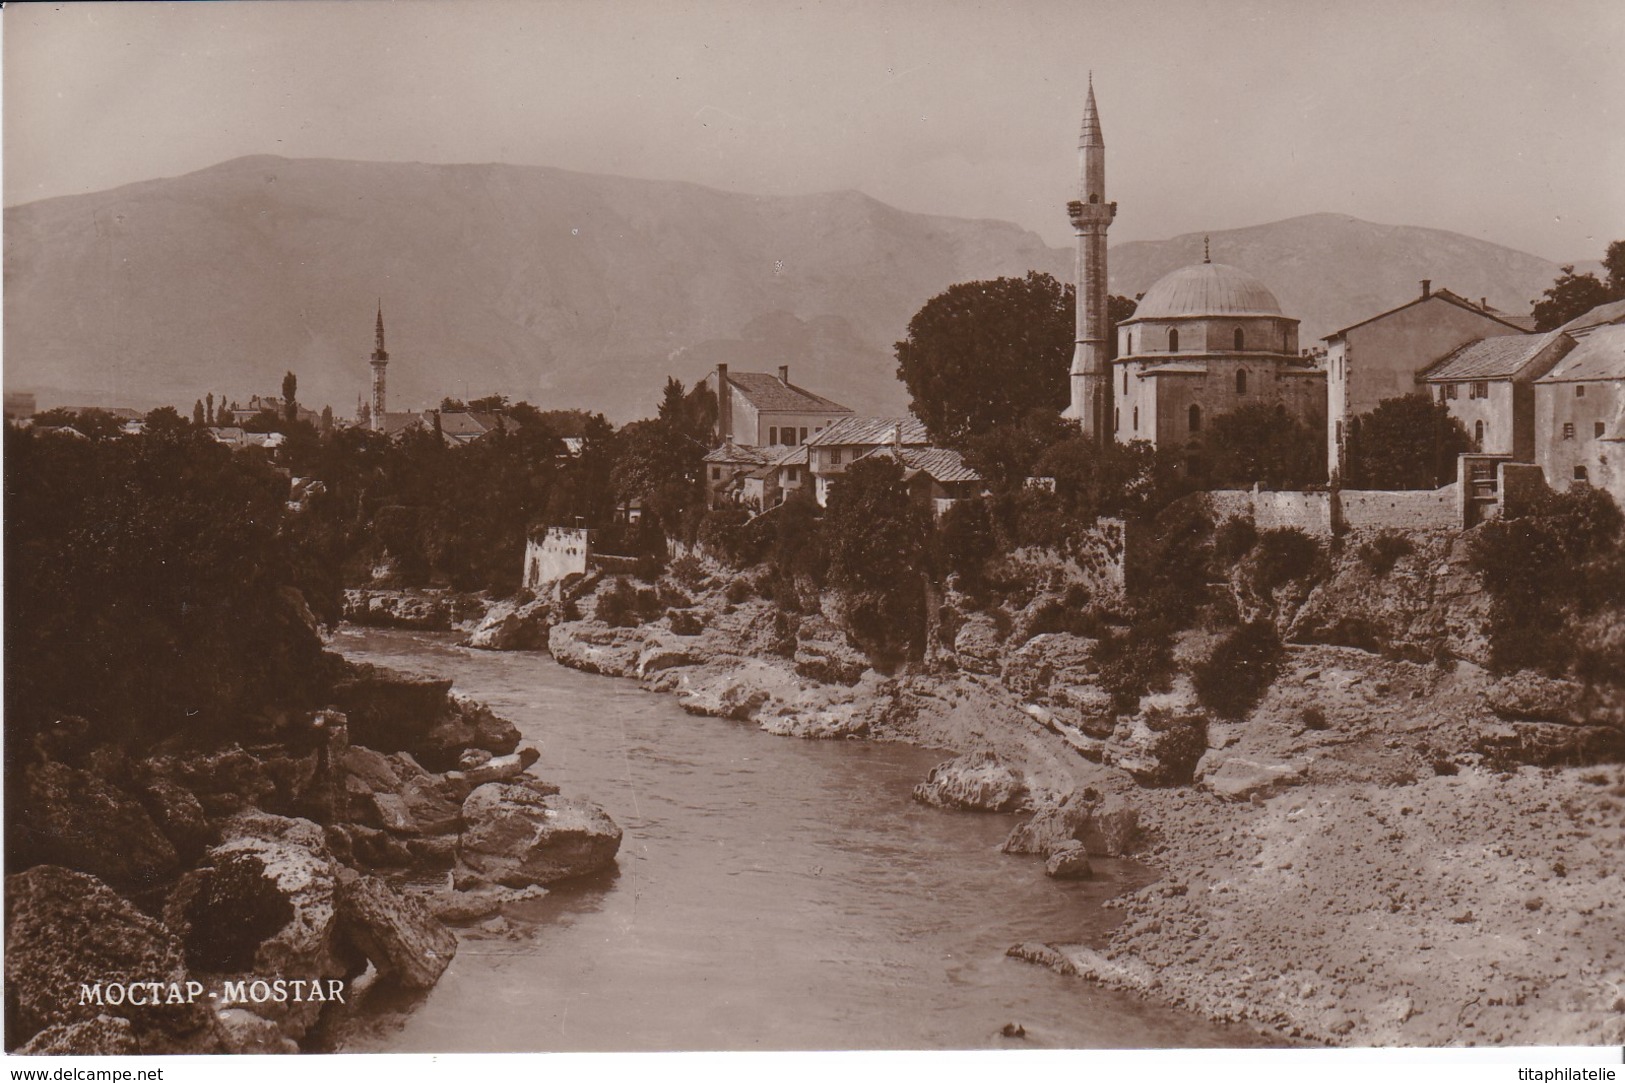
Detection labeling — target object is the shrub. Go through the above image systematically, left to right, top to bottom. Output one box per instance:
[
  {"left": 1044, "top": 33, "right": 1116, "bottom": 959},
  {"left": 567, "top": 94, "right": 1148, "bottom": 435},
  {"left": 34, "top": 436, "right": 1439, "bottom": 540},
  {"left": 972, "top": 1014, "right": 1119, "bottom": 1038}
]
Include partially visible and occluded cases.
[
  {"left": 1212, "top": 516, "right": 1258, "bottom": 565},
  {"left": 1250, "top": 527, "right": 1321, "bottom": 592},
  {"left": 1357, "top": 531, "right": 1415, "bottom": 576},
  {"left": 667, "top": 553, "right": 711, "bottom": 591},
  {"left": 595, "top": 577, "right": 642, "bottom": 627},
  {"left": 724, "top": 578, "right": 752, "bottom": 605},
  {"left": 667, "top": 609, "right": 704, "bottom": 636},
  {"left": 1192, "top": 619, "right": 1284, "bottom": 719},
  {"left": 1094, "top": 622, "right": 1175, "bottom": 712},
  {"left": 1301, "top": 705, "right": 1329, "bottom": 730}
]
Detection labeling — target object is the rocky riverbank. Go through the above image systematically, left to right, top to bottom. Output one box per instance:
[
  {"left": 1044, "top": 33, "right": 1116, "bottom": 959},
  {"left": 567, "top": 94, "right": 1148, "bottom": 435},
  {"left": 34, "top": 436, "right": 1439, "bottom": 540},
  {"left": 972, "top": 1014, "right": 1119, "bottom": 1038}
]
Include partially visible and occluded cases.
[
  {"left": 508, "top": 541, "right": 1624, "bottom": 1048},
  {"left": 5, "top": 658, "right": 622, "bottom": 1055}
]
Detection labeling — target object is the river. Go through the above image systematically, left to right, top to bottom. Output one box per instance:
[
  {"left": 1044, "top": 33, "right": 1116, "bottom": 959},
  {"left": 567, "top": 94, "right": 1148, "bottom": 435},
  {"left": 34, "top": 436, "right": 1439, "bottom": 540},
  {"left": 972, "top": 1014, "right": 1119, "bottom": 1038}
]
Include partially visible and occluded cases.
[{"left": 330, "top": 626, "right": 1276, "bottom": 1052}]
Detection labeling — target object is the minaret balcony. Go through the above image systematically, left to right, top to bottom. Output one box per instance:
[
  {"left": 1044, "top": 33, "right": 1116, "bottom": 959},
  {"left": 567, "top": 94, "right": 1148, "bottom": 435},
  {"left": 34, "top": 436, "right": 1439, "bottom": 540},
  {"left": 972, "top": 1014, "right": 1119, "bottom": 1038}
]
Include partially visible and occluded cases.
[{"left": 1068, "top": 200, "right": 1118, "bottom": 228}]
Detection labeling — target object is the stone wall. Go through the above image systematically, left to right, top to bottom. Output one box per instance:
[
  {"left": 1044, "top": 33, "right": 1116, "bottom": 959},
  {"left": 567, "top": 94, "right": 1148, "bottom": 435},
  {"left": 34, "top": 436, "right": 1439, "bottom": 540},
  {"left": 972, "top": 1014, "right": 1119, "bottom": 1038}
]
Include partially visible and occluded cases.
[
  {"left": 1338, "top": 485, "right": 1460, "bottom": 532},
  {"left": 1206, "top": 489, "right": 1335, "bottom": 536},
  {"left": 523, "top": 527, "right": 590, "bottom": 591}
]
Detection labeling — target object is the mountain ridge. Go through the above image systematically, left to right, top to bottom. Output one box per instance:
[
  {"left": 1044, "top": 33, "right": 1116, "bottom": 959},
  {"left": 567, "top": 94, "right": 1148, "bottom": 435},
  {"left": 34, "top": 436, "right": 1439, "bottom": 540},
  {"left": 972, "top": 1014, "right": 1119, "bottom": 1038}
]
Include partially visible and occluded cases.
[{"left": 3, "top": 156, "right": 1574, "bottom": 421}]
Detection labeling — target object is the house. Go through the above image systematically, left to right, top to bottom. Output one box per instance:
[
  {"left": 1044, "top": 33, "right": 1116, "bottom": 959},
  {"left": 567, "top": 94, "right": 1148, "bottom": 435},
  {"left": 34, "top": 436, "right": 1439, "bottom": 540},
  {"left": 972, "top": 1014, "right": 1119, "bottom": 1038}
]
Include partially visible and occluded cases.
[
  {"left": 1111, "top": 256, "right": 1325, "bottom": 473},
  {"left": 1325, "top": 281, "right": 1528, "bottom": 482},
  {"left": 1533, "top": 319, "right": 1625, "bottom": 507},
  {"left": 1417, "top": 329, "right": 1574, "bottom": 461},
  {"left": 702, "top": 363, "right": 854, "bottom": 448},
  {"left": 437, "top": 410, "right": 519, "bottom": 447},
  {"left": 805, "top": 417, "right": 931, "bottom": 506},
  {"left": 704, "top": 440, "right": 774, "bottom": 508},
  {"left": 853, "top": 444, "right": 983, "bottom": 517}
]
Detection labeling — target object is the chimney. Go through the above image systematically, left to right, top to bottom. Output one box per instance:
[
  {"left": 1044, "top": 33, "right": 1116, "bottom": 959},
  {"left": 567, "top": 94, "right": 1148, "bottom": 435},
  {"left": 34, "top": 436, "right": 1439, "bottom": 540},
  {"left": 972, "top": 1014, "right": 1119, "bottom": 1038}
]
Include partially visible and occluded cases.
[
  {"left": 1420, "top": 279, "right": 1432, "bottom": 299},
  {"left": 1480, "top": 297, "right": 1488, "bottom": 310},
  {"left": 716, "top": 364, "right": 732, "bottom": 443},
  {"left": 778, "top": 365, "right": 790, "bottom": 385}
]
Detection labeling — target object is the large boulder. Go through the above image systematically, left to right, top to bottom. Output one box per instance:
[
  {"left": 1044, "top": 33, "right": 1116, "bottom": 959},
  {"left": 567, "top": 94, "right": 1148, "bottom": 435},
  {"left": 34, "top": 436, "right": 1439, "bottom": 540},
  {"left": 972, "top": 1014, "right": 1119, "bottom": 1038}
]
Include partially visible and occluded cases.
[
  {"left": 465, "top": 597, "right": 554, "bottom": 651},
  {"left": 952, "top": 614, "right": 1005, "bottom": 676},
  {"left": 793, "top": 616, "right": 869, "bottom": 685},
  {"left": 547, "top": 621, "right": 645, "bottom": 677},
  {"left": 1002, "top": 633, "right": 1099, "bottom": 699},
  {"left": 328, "top": 665, "right": 456, "bottom": 753},
  {"left": 416, "top": 695, "right": 522, "bottom": 767},
  {"left": 1108, "top": 709, "right": 1209, "bottom": 786},
  {"left": 136, "top": 745, "right": 279, "bottom": 816},
  {"left": 1196, "top": 749, "right": 1311, "bottom": 801},
  {"left": 912, "top": 750, "right": 1026, "bottom": 813},
  {"left": 17, "top": 761, "right": 179, "bottom": 893},
  {"left": 133, "top": 777, "right": 215, "bottom": 864},
  {"left": 456, "top": 784, "right": 622, "bottom": 888},
  {"left": 1002, "top": 791, "right": 1140, "bottom": 857},
  {"left": 162, "top": 813, "right": 351, "bottom": 1041},
  {"left": 1045, "top": 843, "right": 1093, "bottom": 880},
  {"left": 6, "top": 866, "right": 214, "bottom": 1052},
  {"left": 334, "top": 868, "right": 457, "bottom": 990},
  {"left": 17, "top": 1015, "right": 139, "bottom": 1056}
]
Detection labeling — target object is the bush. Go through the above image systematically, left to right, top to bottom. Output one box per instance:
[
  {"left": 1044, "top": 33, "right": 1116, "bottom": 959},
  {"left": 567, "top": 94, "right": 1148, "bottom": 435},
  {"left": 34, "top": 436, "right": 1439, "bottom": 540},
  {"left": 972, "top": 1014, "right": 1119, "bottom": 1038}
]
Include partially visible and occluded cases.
[
  {"left": 1212, "top": 516, "right": 1258, "bottom": 565},
  {"left": 1250, "top": 527, "right": 1321, "bottom": 592},
  {"left": 1357, "top": 531, "right": 1415, "bottom": 576},
  {"left": 667, "top": 553, "right": 711, "bottom": 591},
  {"left": 595, "top": 578, "right": 643, "bottom": 628},
  {"left": 724, "top": 578, "right": 752, "bottom": 605},
  {"left": 1192, "top": 619, "right": 1284, "bottom": 719},
  {"left": 1094, "top": 622, "right": 1175, "bottom": 712},
  {"left": 1301, "top": 705, "right": 1329, "bottom": 730}
]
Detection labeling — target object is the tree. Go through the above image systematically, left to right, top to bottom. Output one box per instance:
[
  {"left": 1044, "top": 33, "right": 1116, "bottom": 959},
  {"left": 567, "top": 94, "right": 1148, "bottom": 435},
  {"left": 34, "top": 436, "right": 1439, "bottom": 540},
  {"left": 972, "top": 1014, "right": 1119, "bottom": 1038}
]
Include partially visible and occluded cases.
[
  {"left": 1605, "top": 240, "right": 1625, "bottom": 298},
  {"left": 1532, "top": 262, "right": 1619, "bottom": 331},
  {"left": 895, "top": 272, "right": 1073, "bottom": 445},
  {"left": 282, "top": 372, "right": 299, "bottom": 424},
  {"left": 206, "top": 392, "right": 216, "bottom": 426},
  {"left": 468, "top": 394, "right": 510, "bottom": 413},
  {"left": 1343, "top": 394, "right": 1470, "bottom": 489},
  {"left": 440, "top": 397, "right": 468, "bottom": 412},
  {"left": 194, "top": 399, "right": 206, "bottom": 427},
  {"left": 1199, "top": 403, "right": 1326, "bottom": 489},
  {"left": 320, "top": 405, "right": 334, "bottom": 433},
  {"left": 143, "top": 406, "right": 193, "bottom": 441},
  {"left": 959, "top": 409, "right": 1075, "bottom": 494},
  {"left": 823, "top": 455, "right": 931, "bottom": 666}
]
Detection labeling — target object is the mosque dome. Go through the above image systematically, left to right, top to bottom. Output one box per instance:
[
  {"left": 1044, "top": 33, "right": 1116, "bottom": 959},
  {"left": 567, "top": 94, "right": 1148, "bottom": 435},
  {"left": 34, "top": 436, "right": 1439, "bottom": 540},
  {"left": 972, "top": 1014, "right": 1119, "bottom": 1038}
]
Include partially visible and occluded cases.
[{"left": 1132, "top": 261, "right": 1284, "bottom": 320}]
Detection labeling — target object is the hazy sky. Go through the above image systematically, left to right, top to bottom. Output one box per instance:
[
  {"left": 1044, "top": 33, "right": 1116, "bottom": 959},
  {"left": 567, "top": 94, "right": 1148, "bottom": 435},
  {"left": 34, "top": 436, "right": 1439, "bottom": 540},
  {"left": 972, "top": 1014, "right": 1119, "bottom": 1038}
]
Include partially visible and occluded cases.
[{"left": 5, "top": 0, "right": 1623, "bottom": 262}]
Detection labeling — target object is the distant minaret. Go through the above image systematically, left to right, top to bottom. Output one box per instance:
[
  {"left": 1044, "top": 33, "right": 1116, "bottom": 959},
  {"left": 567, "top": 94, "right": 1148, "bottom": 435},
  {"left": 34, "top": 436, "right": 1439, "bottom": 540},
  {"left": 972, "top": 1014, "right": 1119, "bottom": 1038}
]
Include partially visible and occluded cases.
[
  {"left": 1062, "top": 75, "right": 1116, "bottom": 441},
  {"left": 369, "top": 302, "right": 389, "bottom": 433}
]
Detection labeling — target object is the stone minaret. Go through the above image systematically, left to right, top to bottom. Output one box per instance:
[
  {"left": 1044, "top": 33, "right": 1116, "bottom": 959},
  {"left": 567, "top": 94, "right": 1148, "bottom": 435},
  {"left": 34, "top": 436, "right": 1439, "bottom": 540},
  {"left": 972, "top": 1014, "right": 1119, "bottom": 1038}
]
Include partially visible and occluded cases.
[
  {"left": 1062, "top": 76, "right": 1116, "bottom": 441},
  {"left": 369, "top": 303, "right": 389, "bottom": 433}
]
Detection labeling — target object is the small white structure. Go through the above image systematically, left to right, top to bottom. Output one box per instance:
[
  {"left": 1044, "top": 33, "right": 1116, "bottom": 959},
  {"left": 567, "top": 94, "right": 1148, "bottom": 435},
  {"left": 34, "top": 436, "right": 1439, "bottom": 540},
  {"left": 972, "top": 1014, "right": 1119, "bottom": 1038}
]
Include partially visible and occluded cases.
[{"left": 523, "top": 526, "right": 591, "bottom": 591}]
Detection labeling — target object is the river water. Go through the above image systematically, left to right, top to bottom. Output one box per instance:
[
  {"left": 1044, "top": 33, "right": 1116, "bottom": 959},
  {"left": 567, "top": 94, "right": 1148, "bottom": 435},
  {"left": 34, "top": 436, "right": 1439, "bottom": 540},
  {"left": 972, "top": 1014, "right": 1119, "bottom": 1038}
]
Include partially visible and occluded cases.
[{"left": 331, "top": 627, "right": 1273, "bottom": 1052}]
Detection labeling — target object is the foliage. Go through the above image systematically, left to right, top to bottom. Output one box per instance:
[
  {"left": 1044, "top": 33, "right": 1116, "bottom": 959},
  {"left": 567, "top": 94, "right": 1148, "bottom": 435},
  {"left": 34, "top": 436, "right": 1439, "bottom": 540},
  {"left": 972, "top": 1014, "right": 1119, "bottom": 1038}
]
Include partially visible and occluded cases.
[
  {"left": 1606, "top": 240, "right": 1625, "bottom": 298},
  {"left": 1532, "top": 262, "right": 1619, "bottom": 332},
  {"left": 894, "top": 272, "right": 1073, "bottom": 444},
  {"left": 281, "top": 372, "right": 298, "bottom": 424},
  {"left": 1343, "top": 394, "right": 1470, "bottom": 489},
  {"left": 1197, "top": 403, "right": 1326, "bottom": 490},
  {"left": 30, "top": 407, "right": 124, "bottom": 441},
  {"left": 958, "top": 409, "right": 1075, "bottom": 493},
  {"left": 4, "top": 425, "right": 336, "bottom": 752},
  {"left": 1035, "top": 436, "right": 1192, "bottom": 523},
  {"left": 823, "top": 456, "right": 931, "bottom": 666},
  {"left": 1467, "top": 484, "right": 1625, "bottom": 676},
  {"left": 933, "top": 495, "right": 998, "bottom": 592},
  {"left": 698, "top": 504, "right": 763, "bottom": 568},
  {"left": 1212, "top": 516, "right": 1258, "bottom": 566},
  {"left": 1249, "top": 527, "right": 1321, "bottom": 592},
  {"left": 1357, "top": 530, "right": 1415, "bottom": 576},
  {"left": 595, "top": 577, "right": 657, "bottom": 628},
  {"left": 1192, "top": 619, "right": 1284, "bottom": 720},
  {"left": 1093, "top": 623, "right": 1175, "bottom": 712}
]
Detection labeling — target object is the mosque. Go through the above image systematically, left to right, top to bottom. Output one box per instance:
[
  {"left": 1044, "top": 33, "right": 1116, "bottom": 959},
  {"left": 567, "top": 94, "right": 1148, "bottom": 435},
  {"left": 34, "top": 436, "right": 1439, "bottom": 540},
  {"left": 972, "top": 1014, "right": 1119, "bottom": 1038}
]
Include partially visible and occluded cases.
[{"left": 1064, "top": 80, "right": 1327, "bottom": 468}]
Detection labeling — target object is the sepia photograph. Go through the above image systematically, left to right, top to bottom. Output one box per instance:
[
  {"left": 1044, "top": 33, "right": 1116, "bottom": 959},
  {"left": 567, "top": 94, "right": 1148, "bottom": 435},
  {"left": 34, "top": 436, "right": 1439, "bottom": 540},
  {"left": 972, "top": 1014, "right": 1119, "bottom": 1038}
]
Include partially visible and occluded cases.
[{"left": 3, "top": 0, "right": 1624, "bottom": 1070}]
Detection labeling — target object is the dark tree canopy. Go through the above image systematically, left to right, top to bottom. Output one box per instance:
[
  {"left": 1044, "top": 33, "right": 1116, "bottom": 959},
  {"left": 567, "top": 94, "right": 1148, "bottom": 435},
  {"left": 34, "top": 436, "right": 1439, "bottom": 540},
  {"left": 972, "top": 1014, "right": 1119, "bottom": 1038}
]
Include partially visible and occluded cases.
[
  {"left": 1605, "top": 240, "right": 1625, "bottom": 298},
  {"left": 1532, "top": 241, "right": 1625, "bottom": 331},
  {"left": 895, "top": 272, "right": 1074, "bottom": 445},
  {"left": 282, "top": 372, "right": 299, "bottom": 423},
  {"left": 1343, "top": 394, "right": 1470, "bottom": 490},
  {"left": 1197, "top": 403, "right": 1326, "bottom": 490},
  {"left": 823, "top": 455, "right": 931, "bottom": 665}
]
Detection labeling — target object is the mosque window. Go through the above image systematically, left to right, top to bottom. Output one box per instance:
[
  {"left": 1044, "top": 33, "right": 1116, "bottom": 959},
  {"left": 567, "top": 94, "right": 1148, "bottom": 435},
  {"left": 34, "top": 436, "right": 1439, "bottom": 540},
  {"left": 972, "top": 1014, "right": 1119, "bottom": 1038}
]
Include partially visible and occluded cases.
[
  {"left": 1234, "top": 328, "right": 1244, "bottom": 351},
  {"left": 1169, "top": 329, "right": 1179, "bottom": 352},
  {"left": 1126, "top": 332, "right": 1133, "bottom": 355},
  {"left": 1123, "top": 368, "right": 1129, "bottom": 394},
  {"left": 1236, "top": 369, "right": 1248, "bottom": 394},
  {"left": 1189, "top": 404, "right": 1202, "bottom": 433},
  {"left": 1133, "top": 406, "right": 1139, "bottom": 431},
  {"left": 1115, "top": 408, "right": 1121, "bottom": 431}
]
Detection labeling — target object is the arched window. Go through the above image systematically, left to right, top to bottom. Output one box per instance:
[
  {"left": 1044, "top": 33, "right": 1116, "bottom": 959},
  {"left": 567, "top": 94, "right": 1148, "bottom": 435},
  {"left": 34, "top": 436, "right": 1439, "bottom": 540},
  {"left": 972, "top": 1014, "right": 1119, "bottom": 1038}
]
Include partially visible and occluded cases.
[
  {"left": 1089, "top": 193, "right": 1100, "bottom": 204},
  {"left": 1234, "top": 327, "right": 1244, "bottom": 351},
  {"left": 1169, "top": 329, "right": 1179, "bottom": 352},
  {"left": 1126, "top": 332, "right": 1133, "bottom": 355},
  {"left": 1122, "top": 367, "right": 1129, "bottom": 394},
  {"left": 1236, "top": 369, "right": 1248, "bottom": 394},
  {"left": 1189, "top": 404, "right": 1202, "bottom": 433},
  {"left": 1132, "top": 406, "right": 1139, "bottom": 431},
  {"left": 1115, "top": 407, "right": 1121, "bottom": 432},
  {"left": 1474, "top": 419, "right": 1485, "bottom": 448}
]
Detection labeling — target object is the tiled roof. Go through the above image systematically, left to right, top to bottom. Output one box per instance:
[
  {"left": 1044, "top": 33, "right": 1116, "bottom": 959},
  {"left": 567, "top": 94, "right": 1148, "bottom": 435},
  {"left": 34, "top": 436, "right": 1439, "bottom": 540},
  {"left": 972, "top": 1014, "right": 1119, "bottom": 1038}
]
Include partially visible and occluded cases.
[
  {"left": 1324, "top": 289, "right": 1527, "bottom": 341},
  {"left": 1559, "top": 298, "right": 1625, "bottom": 336},
  {"left": 1534, "top": 324, "right": 1625, "bottom": 384},
  {"left": 1419, "top": 330, "right": 1567, "bottom": 382},
  {"left": 724, "top": 371, "right": 853, "bottom": 415},
  {"left": 380, "top": 412, "right": 426, "bottom": 436},
  {"left": 804, "top": 416, "right": 929, "bottom": 448},
  {"left": 704, "top": 442, "right": 774, "bottom": 465},
  {"left": 769, "top": 444, "right": 810, "bottom": 468},
  {"left": 856, "top": 445, "right": 982, "bottom": 484}
]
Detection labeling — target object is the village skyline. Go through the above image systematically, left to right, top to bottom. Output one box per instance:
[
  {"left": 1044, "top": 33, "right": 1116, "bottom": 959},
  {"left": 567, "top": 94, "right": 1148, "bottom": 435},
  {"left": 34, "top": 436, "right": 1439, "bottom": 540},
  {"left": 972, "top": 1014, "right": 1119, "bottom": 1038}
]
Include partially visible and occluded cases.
[{"left": 5, "top": 0, "right": 1623, "bottom": 265}]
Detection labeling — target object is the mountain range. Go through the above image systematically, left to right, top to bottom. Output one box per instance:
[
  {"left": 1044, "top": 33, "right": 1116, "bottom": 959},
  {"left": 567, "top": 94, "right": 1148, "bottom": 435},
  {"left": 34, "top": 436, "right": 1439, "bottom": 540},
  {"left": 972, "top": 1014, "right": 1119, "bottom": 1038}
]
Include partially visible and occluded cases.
[{"left": 2, "top": 156, "right": 1579, "bottom": 421}]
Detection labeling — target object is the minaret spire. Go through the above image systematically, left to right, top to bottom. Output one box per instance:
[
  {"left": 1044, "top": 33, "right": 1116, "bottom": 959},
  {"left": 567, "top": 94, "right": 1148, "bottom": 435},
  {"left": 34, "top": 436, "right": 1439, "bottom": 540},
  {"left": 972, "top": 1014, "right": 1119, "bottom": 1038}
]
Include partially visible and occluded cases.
[
  {"left": 1062, "top": 77, "right": 1117, "bottom": 442},
  {"left": 369, "top": 302, "right": 390, "bottom": 432}
]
